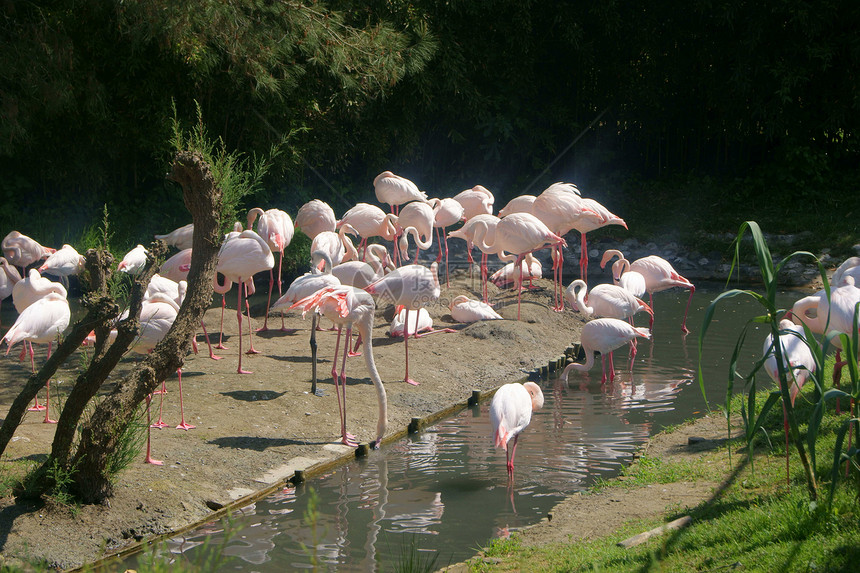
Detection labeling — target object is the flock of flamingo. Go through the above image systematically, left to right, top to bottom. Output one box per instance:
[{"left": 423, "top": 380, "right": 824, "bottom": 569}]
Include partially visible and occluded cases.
[{"left": 1, "top": 171, "right": 719, "bottom": 477}]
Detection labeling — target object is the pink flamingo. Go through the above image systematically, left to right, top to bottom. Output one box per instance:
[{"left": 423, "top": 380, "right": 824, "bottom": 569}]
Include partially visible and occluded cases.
[
  {"left": 373, "top": 171, "right": 427, "bottom": 214},
  {"left": 530, "top": 182, "right": 593, "bottom": 311},
  {"left": 453, "top": 185, "right": 495, "bottom": 220},
  {"left": 497, "top": 194, "right": 536, "bottom": 218},
  {"left": 429, "top": 197, "right": 464, "bottom": 287},
  {"left": 569, "top": 198, "right": 627, "bottom": 281},
  {"left": 295, "top": 199, "right": 337, "bottom": 240},
  {"left": 395, "top": 200, "right": 435, "bottom": 265},
  {"left": 337, "top": 203, "right": 398, "bottom": 258},
  {"left": 247, "top": 207, "right": 295, "bottom": 331},
  {"left": 472, "top": 212, "right": 567, "bottom": 320},
  {"left": 447, "top": 214, "right": 501, "bottom": 302},
  {"left": 154, "top": 223, "right": 194, "bottom": 251},
  {"left": 213, "top": 230, "right": 274, "bottom": 374},
  {"left": 2, "top": 231, "right": 54, "bottom": 273},
  {"left": 311, "top": 231, "right": 358, "bottom": 271},
  {"left": 38, "top": 244, "right": 85, "bottom": 278},
  {"left": 117, "top": 244, "right": 148, "bottom": 275},
  {"left": 331, "top": 244, "right": 393, "bottom": 289},
  {"left": 159, "top": 248, "right": 193, "bottom": 283},
  {"left": 600, "top": 249, "right": 646, "bottom": 298},
  {"left": 271, "top": 251, "right": 341, "bottom": 396},
  {"left": 490, "top": 254, "right": 542, "bottom": 290},
  {"left": 627, "top": 255, "right": 696, "bottom": 334},
  {"left": 0, "top": 257, "right": 22, "bottom": 325},
  {"left": 832, "top": 257, "right": 860, "bottom": 287},
  {"left": 365, "top": 262, "right": 444, "bottom": 385},
  {"left": 12, "top": 269, "right": 67, "bottom": 373},
  {"left": 566, "top": 279, "right": 654, "bottom": 368},
  {"left": 290, "top": 285, "right": 388, "bottom": 448},
  {"left": 3, "top": 291, "right": 70, "bottom": 423},
  {"left": 449, "top": 295, "right": 503, "bottom": 323},
  {"left": 560, "top": 318, "right": 651, "bottom": 383},
  {"left": 763, "top": 318, "right": 817, "bottom": 483},
  {"left": 490, "top": 382, "right": 544, "bottom": 479}
]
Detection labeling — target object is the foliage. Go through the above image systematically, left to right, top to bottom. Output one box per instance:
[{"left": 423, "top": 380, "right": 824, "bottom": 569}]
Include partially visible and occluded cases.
[
  {"left": 697, "top": 220, "right": 860, "bottom": 504},
  {"left": 105, "top": 406, "right": 147, "bottom": 481},
  {"left": 392, "top": 534, "right": 442, "bottom": 573}
]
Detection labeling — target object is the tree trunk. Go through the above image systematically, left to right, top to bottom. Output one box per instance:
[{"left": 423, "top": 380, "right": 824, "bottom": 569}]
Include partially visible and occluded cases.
[{"left": 71, "top": 151, "right": 223, "bottom": 504}]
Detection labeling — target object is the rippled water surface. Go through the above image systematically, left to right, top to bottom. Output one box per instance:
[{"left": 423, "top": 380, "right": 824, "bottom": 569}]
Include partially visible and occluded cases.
[{"left": 126, "top": 286, "right": 799, "bottom": 571}]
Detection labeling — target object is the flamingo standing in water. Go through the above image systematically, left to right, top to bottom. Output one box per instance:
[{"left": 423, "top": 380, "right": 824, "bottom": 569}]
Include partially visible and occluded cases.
[
  {"left": 374, "top": 171, "right": 427, "bottom": 215},
  {"left": 429, "top": 197, "right": 464, "bottom": 287},
  {"left": 295, "top": 199, "right": 337, "bottom": 239},
  {"left": 247, "top": 207, "right": 294, "bottom": 331},
  {"left": 155, "top": 223, "right": 194, "bottom": 251},
  {"left": 213, "top": 230, "right": 274, "bottom": 374},
  {"left": 2, "top": 231, "right": 55, "bottom": 273},
  {"left": 600, "top": 249, "right": 646, "bottom": 298},
  {"left": 271, "top": 251, "right": 341, "bottom": 396},
  {"left": 628, "top": 255, "right": 695, "bottom": 334},
  {"left": 0, "top": 257, "right": 21, "bottom": 325},
  {"left": 365, "top": 262, "right": 444, "bottom": 385},
  {"left": 290, "top": 285, "right": 388, "bottom": 448},
  {"left": 3, "top": 291, "right": 70, "bottom": 423},
  {"left": 560, "top": 318, "right": 651, "bottom": 383},
  {"left": 762, "top": 318, "right": 817, "bottom": 483},
  {"left": 490, "top": 382, "right": 544, "bottom": 479}
]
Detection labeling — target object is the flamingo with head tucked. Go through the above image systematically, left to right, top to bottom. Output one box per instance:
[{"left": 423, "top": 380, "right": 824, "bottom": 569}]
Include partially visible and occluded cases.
[
  {"left": 374, "top": 171, "right": 427, "bottom": 214},
  {"left": 453, "top": 185, "right": 495, "bottom": 220},
  {"left": 295, "top": 199, "right": 337, "bottom": 240},
  {"left": 247, "top": 207, "right": 295, "bottom": 331},
  {"left": 155, "top": 223, "right": 194, "bottom": 251},
  {"left": 213, "top": 230, "right": 274, "bottom": 374},
  {"left": 2, "top": 231, "right": 55, "bottom": 273},
  {"left": 38, "top": 244, "right": 85, "bottom": 278},
  {"left": 0, "top": 257, "right": 22, "bottom": 325},
  {"left": 3, "top": 290, "right": 70, "bottom": 423}
]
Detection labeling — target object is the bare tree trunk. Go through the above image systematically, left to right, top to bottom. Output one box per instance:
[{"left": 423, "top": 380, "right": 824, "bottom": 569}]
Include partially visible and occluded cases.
[{"left": 71, "top": 151, "right": 223, "bottom": 504}]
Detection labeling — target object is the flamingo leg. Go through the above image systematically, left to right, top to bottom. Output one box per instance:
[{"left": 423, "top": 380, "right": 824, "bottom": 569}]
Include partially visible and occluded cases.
[
  {"left": 435, "top": 227, "right": 443, "bottom": 264},
  {"left": 444, "top": 231, "right": 451, "bottom": 288},
  {"left": 580, "top": 234, "right": 588, "bottom": 282},
  {"left": 278, "top": 251, "right": 290, "bottom": 331},
  {"left": 482, "top": 252, "right": 489, "bottom": 303},
  {"left": 515, "top": 254, "right": 524, "bottom": 321},
  {"left": 236, "top": 282, "right": 252, "bottom": 374},
  {"left": 244, "top": 283, "right": 260, "bottom": 355},
  {"left": 681, "top": 286, "right": 695, "bottom": 334},
  {"left": 648, "top": 293, "right": 655, "bottom": 330},
  {"left": 216, "top": 294, "right": 228, "bottom": 349},
  {"left": 403, "top": 308, "right": 419, "bottom": 386},
  {"left": 309, "top": 314, "right": 323, "bottom": 396},
  {"left": 199, "top": 320, "right": 222, "bottom": 360},
  {"left": 331, "top": 327, "right": 357, "bottom": 446},
  {"left": 26, "top": 342, "right": 45, "bottom": 412},
  {"left": 42, "top": 343, "right": 57, "bottom": 424},
  {"left": 176, "top": 368, "right": 195, "bottom": 430},
  {"left": 151, "top": 382, "right": 168, "bottom": 429},
  {"left": 144, "top": 395, "right": 163, "bottom": 466},
  {"left": 507, "top": 435, "right": 519, "bottom": 479}
]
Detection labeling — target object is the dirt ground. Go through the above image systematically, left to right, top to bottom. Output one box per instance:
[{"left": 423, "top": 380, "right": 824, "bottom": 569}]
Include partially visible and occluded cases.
[{"left": 0, "top": 268, "right": 594, "bottom": 571}]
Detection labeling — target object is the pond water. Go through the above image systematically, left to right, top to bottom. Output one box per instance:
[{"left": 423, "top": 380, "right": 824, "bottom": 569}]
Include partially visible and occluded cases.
[{"left": 123, "top": 285, "right": 799, "bottom": 572}]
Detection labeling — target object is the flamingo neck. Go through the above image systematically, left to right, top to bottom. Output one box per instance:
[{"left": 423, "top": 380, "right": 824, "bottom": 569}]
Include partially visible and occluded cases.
[
  {"left": 358, "top": 316, "right": 387, "bottom": 446},
  {"left": 561, "top": 349, "right": 595, "bottom": 380}
]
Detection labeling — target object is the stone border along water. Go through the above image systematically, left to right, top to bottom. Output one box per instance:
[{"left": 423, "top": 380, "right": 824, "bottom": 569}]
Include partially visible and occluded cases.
[{"left": 75, "top": 349, "right": 575, "bottom": 571}]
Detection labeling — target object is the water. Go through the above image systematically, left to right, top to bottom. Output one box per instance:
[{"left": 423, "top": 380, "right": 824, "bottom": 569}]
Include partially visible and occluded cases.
[{"left": 125, "top": 285, "right": 800, "bottom": 572}]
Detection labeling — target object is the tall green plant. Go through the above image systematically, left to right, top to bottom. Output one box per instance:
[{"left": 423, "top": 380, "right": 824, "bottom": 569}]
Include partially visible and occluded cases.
[{"left": 698, "top": 221, "right": 831, "bottom": 500}]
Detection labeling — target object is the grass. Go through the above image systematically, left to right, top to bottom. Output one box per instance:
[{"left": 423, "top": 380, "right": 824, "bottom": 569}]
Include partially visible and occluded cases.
[{"left": 463, "top": 390, "right": 860, "bottom": 572}]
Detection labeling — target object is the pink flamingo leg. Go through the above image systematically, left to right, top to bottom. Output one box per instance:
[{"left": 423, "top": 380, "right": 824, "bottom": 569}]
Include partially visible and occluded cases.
[
  {"left": 435, "top": 227, "right": 443, "bottom": 264},
  {"left": 580, "top": 234, "right": 588, "bottom": 282},
  {"left": 277, "top": 252, "right": 291, "bottom": 331},
  {"left": 515, "top": 255, "right": 524, "bottom": 320},
  {"left": 236, "top": 283, "right": 252, "bottom": 374},
  {"left": 681, "top": 286, "right": 695, "bottom": 334},
  {"left": 244, "top": 290, "right": 260, "bottom": 355},
  {"left": 216, "top": 294, "right": 228, "bottom": 349},
  {"left": 403, "top": 308, "right": 419, "bottom": 386},
  {"left": 199, "top": 320, "right": 222, "bottom": 360},
  {"left": 331, "top": 327, "right": 357, "bottom": 446},
  {"left": 25, "top": 342, "right": 46, "bottom": 412},
  {"left": 42, "top": 343, "right": 57, "bottom": 424},
  {"left": 175, "top": 368, "right": 195, "bottom": 430},
  {"left": 151, "top": 383, "right": 169, "bottom": 429},
  {"left": 144, "top": 395, "right": 163, "bottom": 466},
  {"left": 506, "top": 435, "right": 519, "bottom": 479}
]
